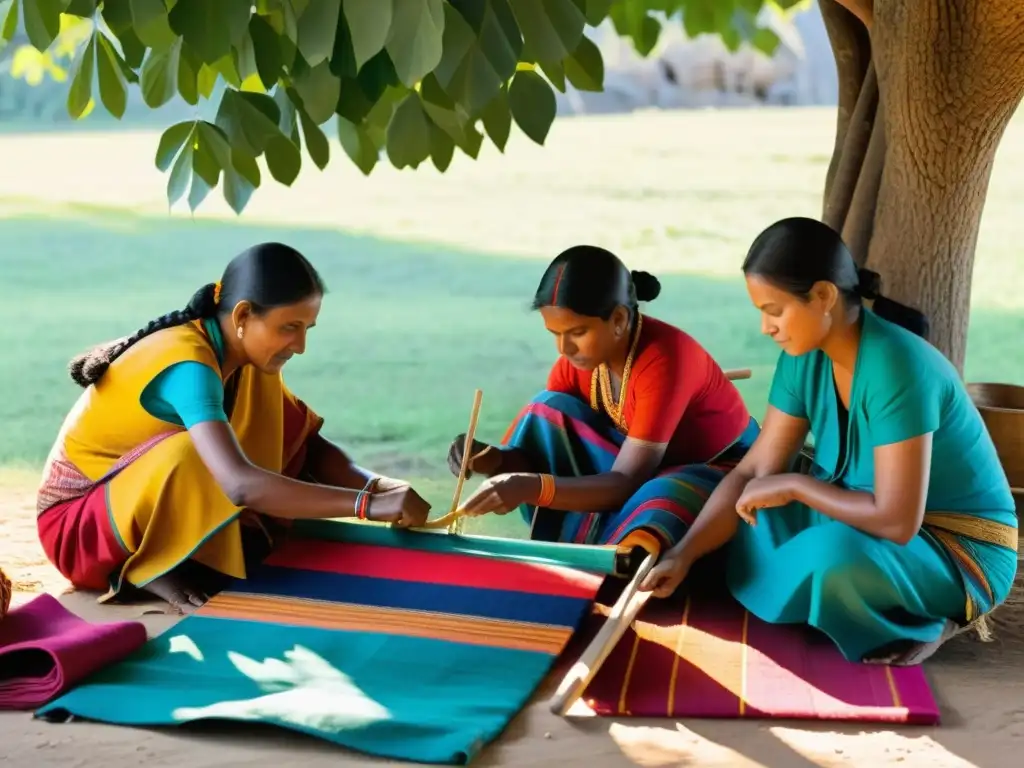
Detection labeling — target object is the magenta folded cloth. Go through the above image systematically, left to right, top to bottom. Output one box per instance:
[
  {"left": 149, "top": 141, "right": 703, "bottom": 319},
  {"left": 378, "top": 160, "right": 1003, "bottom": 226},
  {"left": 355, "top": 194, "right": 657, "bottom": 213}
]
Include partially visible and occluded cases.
[{"left": 0, "top": 594, "right": 147, "bottom": 710}]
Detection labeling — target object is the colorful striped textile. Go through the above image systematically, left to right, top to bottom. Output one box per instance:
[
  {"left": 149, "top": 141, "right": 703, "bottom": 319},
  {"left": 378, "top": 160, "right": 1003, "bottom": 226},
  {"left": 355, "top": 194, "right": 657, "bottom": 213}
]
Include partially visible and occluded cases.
[
  {"left": 36, "top": 521, "right": 619, "bottom": 764},
  {"left": 579, "top": 583, "right": 941, "bottom": 724}
]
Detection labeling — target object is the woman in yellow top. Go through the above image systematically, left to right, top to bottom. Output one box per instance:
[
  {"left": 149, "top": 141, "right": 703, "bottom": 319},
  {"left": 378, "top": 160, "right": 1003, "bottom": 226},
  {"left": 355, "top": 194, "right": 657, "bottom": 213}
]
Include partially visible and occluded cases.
[{"left": 37, "top": 243, "right": 431, "bottom": 612}]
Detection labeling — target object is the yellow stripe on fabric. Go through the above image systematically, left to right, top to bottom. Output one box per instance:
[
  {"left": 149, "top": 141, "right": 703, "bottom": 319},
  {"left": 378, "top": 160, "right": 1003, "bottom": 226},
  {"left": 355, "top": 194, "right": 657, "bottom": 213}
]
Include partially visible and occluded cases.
[
  {"left": 922, "top": 512, "right": 1017, "bottom": 622},
  {"left": 923, "top": 512, "right": 1018, "bottom": 551},
  {"left": 202, "top": 593, "right": 575, "bottom": 655},
  {"left": 666, "top": 596, "right": 691, "bottom": 718},
  {"left": 617, "top": 631, "right": 642, "bottom": 715},
  {"left": 885, "top": 666, "right": 902, "bottom": 709}
]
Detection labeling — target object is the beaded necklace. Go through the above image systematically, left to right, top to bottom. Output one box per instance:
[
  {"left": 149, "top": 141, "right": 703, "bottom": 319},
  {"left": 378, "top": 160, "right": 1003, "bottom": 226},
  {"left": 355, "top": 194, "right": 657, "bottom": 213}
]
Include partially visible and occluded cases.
[{"left": 589, "top": 313, "right": 643, "bottom": 433}]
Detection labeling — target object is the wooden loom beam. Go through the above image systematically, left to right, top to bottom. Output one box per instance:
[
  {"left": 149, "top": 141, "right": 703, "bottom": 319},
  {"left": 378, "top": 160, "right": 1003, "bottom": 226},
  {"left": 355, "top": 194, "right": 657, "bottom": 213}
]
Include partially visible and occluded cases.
[{"left": 548, "top": 364, "right": 757, "bottom": 717}]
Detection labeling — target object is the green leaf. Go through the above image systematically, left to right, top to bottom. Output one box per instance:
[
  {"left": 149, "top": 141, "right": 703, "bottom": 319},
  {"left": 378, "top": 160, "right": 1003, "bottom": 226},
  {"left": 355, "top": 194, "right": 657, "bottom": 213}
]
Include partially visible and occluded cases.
[
  {"left": 1, "top": 0, "right": 18, "bottom": 44},
  {"left": 24, "top": 0, "right": 64, "bottom": 51},
  {"left": 66, "top": 0, "right": 97, "bottom": 16},
  {"left": 101, "top": 0, "right": 147, "bottom": 68},
  {"left": 130, "top": 0, "right": 178, "bottom": 51},
  {"left": 169, "top": 0, "right": 252, "bottom": 64},
  {"left": 258, "top": 0, "right": 299, "bottom": 54},
  {"left": 297, "top": 0, "right": 340, "bottom": 67},
  {"left": 343, "top": 0, "right": 392, "bottom": 70},
  {"left": 385, "top": 0, "right": 445, "bottom": 87},
  {"left": 453, "top": 0, "right": 522, "bottom": 81},
  {"left": 511, "top": 0, "right": 585, "bottom": 63},
  {"left": 582, "top": 0, "right": 613, "bottom": 25},
  {"left": 682, "top": 0, "right": 716, "bottom": 37},
  {"left": 736, "top": 0, "right": 763, "bottom": 11},
  {"left": 433, "top": 4, "right": 503, "bottom": 116},
  {"left": 329, "top": 7, "right": 357, "bottom": 77},
  {"left": 249, "top": 14, "right": 283, "bottom": 89},
  {"left": 634, "top": 15, "right": 661, "bottom": 56},
  {"left": 751, "top": 27, "right": 780, "bottom": 56},
  {"left": 232, "top": 28, "right": 261, "bottom": 85},
  {"left": 96, "top": 32, "right": 128, "bottom": 118},
  {"left": 67, "top": 33, "right": 97, "bottom": 120},
  {"left": 564, "top": 34, "right": 603, "bottom": 91},
  {"left": 140, "top": 39, "right": 181, "bottom": 108},
  {"left": 177, "top": 43, "right": 201, "bottom": 104},
  {"left": 355, "top": 49, "right": 400, "bottom": 102},
  {"left": 538, "top": 59, "right": 565, "bottom": 92},
  {"left": 292, "top": 60, "right": 342, "bottom": 124},
  {"left": 197, "top": 63, "right": 218, "bottom": 98},
  {"left": 508, "top": 68, "right": 555, "bottom": 145},
  {"left": 419, "top": 73, "right": 465, "bottom": 141},
  {"left": 275, "top": 86, "right": 301, "bottom": 142},
  {"left": 480, "top": 86, "right": 511, "bottom": 152},
  {"left": 216, "top": 88, "right": 285, "bottom": 156},
  {"left": 386, "top": 92, "right": 432, "bottom": 169},
  {"left": 298, "top": 104, "right": 330, "bottom": 169},
  {"left": 337, "top": 116, "right": 378, "bottom": 175},
  {"left": 195, "top": 119, "right": 262, "bottom": 214},
  {"left": 155, "top": 120, "right": 196, "bottom": 171},
  {"left": 429, "top": 122, "right": 454, "bottom": 172},
  {"left": 264, "top": 135, "right": 301, "bottom": 186},
  {"left": 188, "top": 136, "right": 220, "bottom": 210},
  {"left": 167, "top": 141, "right": 195, "bottom": 207},
  {"left": 224, "top": 149, "right": 261, "bottom": 213}
]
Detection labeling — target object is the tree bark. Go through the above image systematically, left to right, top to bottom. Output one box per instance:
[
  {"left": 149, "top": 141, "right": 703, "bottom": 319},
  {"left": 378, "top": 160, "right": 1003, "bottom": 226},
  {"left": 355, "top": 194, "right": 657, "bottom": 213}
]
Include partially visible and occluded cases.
[{"left": 821, "top": 0, "right": 1024, "bottom": 372}]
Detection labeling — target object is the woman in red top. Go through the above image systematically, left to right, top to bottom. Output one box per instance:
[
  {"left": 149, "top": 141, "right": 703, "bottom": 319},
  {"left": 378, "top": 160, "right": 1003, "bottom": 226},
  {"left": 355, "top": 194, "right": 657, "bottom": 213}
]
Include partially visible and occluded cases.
[{"left": 447, "top": 245, "right": 759, "bottom": 555}]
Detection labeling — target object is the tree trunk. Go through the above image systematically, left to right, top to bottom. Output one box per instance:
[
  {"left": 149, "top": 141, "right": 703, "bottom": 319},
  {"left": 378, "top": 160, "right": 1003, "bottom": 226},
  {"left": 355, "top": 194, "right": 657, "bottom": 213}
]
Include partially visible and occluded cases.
[{"left": 820, "top": 0, "right": 1024, "bottom": 373}]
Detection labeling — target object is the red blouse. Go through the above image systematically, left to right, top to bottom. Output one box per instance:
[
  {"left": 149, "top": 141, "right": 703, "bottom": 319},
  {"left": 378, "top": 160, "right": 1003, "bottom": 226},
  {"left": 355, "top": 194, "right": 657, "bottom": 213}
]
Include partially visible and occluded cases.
[{"left": 547, "top": 315, "right": 751, "bottom": 466}]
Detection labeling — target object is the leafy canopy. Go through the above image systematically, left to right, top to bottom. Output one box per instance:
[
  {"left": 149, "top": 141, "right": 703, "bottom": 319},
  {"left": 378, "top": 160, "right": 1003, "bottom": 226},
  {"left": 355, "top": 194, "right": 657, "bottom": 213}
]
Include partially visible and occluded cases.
[{"left": 1, "top": 0, "right": 804, "bottom": 214}]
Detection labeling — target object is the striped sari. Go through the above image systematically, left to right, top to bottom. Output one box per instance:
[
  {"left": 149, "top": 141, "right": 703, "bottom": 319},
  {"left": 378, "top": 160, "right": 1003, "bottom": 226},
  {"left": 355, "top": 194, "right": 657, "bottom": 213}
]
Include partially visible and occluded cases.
[{"left": 502, "top": 391, "right": 760, "bottom": 556}]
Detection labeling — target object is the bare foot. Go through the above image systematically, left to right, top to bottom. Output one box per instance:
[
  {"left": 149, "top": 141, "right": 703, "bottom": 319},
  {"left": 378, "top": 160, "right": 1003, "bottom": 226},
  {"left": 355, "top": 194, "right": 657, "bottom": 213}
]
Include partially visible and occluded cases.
[{"left": 142, "top": 573, "right": 209, "bottom": 614}]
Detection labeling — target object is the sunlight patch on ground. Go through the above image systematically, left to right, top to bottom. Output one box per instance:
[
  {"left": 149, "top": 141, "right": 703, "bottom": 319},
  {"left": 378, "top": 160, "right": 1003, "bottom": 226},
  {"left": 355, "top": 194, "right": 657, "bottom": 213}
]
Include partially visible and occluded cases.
[
  {"left": 171, "top": 644, "right": 392, "bottom": 732},
  {"left": 607, "top": 722, "right": 770, "bottom": 767},
  {"left": 769, "top": 726, "right": 979, "bottom": 767}
]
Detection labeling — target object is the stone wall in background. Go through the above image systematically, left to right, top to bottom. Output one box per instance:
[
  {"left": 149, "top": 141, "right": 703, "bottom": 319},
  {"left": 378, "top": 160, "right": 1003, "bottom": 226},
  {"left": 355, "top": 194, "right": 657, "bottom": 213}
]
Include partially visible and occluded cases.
[{"left": 557, "top": 2, "right": 838, "bottom": 115}]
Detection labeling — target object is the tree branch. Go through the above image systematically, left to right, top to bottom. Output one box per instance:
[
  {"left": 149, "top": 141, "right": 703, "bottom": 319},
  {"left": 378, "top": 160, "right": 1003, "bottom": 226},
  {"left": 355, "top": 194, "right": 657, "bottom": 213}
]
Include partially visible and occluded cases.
[
  {"left": 819, "top": 0, "right": 873, "bottom": 220},
  {"left": 822, "top": 64, "right": 878, "bottom": 234},
  {"left": 841, "top": 98, "right": 886, "bottom": 265}
]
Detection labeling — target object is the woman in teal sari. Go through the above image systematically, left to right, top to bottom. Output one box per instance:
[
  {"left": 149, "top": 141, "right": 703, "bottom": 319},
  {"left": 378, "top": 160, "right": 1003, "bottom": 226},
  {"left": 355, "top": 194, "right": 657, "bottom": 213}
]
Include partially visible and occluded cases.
[{"left": 642, "top": 217, "right": 1017, "bottom": 664}]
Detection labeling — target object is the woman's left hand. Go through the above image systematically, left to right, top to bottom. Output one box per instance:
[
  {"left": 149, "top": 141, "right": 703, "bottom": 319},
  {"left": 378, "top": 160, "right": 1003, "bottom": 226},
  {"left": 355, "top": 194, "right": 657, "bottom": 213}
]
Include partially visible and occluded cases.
[
  {"left": 459, "top": 473, "right": 539, "bottom": 517},
  {"left": 735, "top": 474, "right": 801, "bottom": 525},
  {"left": 373, "top": 475, "right": 410, "bottom": 493}
]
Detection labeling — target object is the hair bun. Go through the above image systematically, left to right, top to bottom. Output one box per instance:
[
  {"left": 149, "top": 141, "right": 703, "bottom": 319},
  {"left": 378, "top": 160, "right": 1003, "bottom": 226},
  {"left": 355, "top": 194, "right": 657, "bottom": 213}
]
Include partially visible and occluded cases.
[
  {"left": 856, "top": 268, "right": 881, "bottom": 300},
  {"left": 631, "top": 270, "right": 662, "bottom": 302},
  {"left": 187, "top": 283, "right": 219, "bottom": 318}
]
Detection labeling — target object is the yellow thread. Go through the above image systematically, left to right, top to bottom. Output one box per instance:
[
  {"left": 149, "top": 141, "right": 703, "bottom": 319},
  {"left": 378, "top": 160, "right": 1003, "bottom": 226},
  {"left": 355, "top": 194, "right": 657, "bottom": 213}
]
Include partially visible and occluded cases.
[
  {"left": 213, "top": 281, "right": 222, "bottom": 305},
  {"left": 666, "top": 596, "right": 691, "bottom": 718},
  {"left": 617, "top": 630, "right": 642, "bottom": 715},
  {"left": 884, "top": 666, "right": 902, "bottom": 709}
]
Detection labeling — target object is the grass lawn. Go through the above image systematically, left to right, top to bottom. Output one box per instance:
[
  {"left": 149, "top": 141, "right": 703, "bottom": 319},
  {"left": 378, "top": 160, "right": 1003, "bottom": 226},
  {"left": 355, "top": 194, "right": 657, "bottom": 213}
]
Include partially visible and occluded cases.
[{"left": 1, "top": 108, "right": 1022, "bottom": 539}]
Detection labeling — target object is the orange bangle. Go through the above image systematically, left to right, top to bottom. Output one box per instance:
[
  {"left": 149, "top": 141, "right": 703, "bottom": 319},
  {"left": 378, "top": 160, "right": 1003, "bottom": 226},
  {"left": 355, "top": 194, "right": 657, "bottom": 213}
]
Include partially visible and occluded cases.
[{"left": 536, "top": 473, "right": 556, "bottom": 507}]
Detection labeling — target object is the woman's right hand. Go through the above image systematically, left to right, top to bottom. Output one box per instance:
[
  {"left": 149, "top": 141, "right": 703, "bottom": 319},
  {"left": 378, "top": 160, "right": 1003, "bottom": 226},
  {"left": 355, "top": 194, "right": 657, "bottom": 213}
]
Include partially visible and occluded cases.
[
  {"left": 446, "top": 434, "right": 500, "bottom": 479},
  {"left": 366, "top": 486, "right": 432, "bottom": 528},
  {"left": 638, "top": 553, "right": 691, "bottom": 598}
]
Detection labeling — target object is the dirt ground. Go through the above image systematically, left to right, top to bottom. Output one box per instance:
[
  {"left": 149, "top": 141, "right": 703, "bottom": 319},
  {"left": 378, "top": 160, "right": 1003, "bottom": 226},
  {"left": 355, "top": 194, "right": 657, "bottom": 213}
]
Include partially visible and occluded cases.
[{"left": 2, "top": 481, "right": 1022, "bottom": 768}]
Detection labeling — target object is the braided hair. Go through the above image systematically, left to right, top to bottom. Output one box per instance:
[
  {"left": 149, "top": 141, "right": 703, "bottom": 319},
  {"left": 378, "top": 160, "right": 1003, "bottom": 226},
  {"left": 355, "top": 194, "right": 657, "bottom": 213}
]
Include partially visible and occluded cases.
[
  {"left": 68, "top": 242, "right": 325, "bottom": 388},
  {"left": 531, "top": 245, "right": 662, "bottom": 320}
]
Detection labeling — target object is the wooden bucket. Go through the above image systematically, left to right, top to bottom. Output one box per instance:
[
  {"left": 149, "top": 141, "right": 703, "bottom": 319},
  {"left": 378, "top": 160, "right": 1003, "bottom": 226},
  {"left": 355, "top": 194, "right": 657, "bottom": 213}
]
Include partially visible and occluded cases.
[{"left": 967, "top": 382, "right": 1024, "bottom": 493}]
